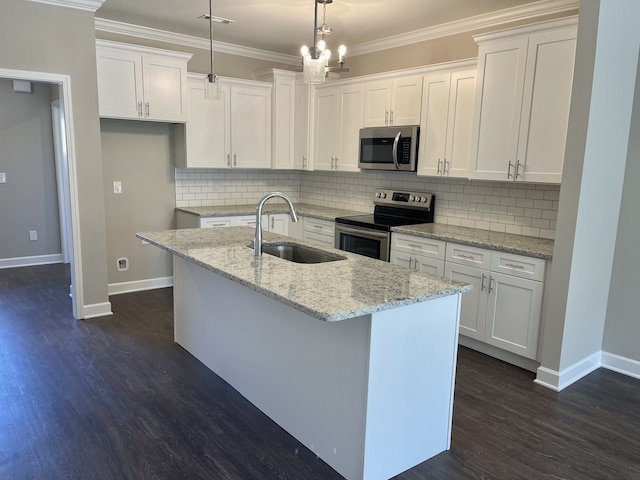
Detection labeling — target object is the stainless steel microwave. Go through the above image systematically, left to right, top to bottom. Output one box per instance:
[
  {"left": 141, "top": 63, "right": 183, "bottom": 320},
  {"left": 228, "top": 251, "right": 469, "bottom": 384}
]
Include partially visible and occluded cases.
[{"left": 358, "top": 125, "right": 419, "bottom": 171}]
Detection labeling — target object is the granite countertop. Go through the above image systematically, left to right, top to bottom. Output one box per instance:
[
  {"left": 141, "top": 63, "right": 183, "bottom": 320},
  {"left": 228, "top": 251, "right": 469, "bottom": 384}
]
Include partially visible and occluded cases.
[
  {"left": 176, "top": 203, "right": 363, "bottom": 222},
  {"left": 392, "top": 223, "right": 554, "bottom": 259},
  {"left": 137, "top": 227, "right": 471, "bottom": 322}
]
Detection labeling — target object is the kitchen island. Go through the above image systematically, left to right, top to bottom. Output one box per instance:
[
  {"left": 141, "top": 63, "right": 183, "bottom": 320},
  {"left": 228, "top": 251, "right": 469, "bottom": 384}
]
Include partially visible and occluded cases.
[{"left": 137, "top": 227, "right": 471, "bottom": 480}]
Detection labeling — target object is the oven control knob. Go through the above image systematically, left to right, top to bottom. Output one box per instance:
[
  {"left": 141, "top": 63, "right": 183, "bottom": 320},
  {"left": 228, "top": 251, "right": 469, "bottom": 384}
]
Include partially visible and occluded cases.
[
  {"left": 375, "top": 192, "right": 381, "bottom": 198},
  {"left": 380, "top": 192, "right": 387, "bottom": 199},
  {"left": 409, "top": 195, "right": 415, "bottom": 202},
  {"left": 421, "top": 197, "right": 427, "bottom": 203}
]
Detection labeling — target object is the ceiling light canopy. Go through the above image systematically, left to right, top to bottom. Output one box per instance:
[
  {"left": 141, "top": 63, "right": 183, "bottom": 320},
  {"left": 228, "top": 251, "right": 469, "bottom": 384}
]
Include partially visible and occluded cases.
[{"left": 300, "top": 0, "right": 348, "bottom": 84}]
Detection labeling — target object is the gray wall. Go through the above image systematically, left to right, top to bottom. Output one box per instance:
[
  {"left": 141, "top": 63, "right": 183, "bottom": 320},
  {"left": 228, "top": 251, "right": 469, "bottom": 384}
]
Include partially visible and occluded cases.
[
  {"left": 0, "top": 0, "right": 109, "bottom": 308},
  {"left": 602, "top": 51, "right": 640, "bottom": 362},
  {"left": 0, "top": 79, "right": 61, "bottom": 260},
  {"left": 101, "top": 120, "right": 175, "bottom": 285}
]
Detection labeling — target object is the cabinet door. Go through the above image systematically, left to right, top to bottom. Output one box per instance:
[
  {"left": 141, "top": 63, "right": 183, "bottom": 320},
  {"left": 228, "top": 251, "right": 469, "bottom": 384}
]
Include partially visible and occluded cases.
[
  {"left": 517, "top": 29, "right": 576, "bottom": 183},
  {"left": 470, "top": 37, "right": 528, "bottom": 181},
  {"left": 96, "top": 47, "right": 143, "bottom": 119},
  {"left": 142, "top": 55, "right": 187, "bottom": 122},
  {"left": 445, "top": 70, "right": 476, "bottom": 178},
  {"left": 418, "top": 72, "right": 450, "bottom": 176},
  {"left": 271, "top": 73, "right": 296, "bottom": 170},
  {"left": 391, "top": 75, "right": 423, "bottom": 126},
  {"left": 181, "top": 78, "right": 229, "bottom": 168},
  {"left": 294, "top": 80, "right": 311, "bottom": 170},
  {"left": 363, "top": 80, "right": 393, "bottom": 127},
  {"left": 336, "top": 84, "right": 364, "bottom": 172},
  {"left": 230, "top": 85, "right": 272, "bottom": 168},
  {"left": 313, "top": 87, "right": 338, "bottom": 170},
  {"left": 233, "top": 215, "right": 268, "bottom": 229},
  {"left": 413, "top": 255, "right": 445, "bottom": 276},
  {"left": 445, "top": 263, "right": 488, "bottom": 342},
  {"left": 485, "top": 272, "right": 543, "bottom": 359}
]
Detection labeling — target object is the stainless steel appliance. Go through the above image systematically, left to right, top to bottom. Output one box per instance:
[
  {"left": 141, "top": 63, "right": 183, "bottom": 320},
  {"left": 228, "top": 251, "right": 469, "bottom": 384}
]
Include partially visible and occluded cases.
[
  {"left": 358, "top": 125, "right": 420, "bottom": 171},
  {"left": 335, "top": 189, "right": 434, "bottom": 261}
]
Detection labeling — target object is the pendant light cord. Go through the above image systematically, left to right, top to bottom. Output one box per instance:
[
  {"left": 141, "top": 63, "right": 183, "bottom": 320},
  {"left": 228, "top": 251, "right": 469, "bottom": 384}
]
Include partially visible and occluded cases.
[{"left": 209, "top": 0, "right": 214, "bottom": 80}]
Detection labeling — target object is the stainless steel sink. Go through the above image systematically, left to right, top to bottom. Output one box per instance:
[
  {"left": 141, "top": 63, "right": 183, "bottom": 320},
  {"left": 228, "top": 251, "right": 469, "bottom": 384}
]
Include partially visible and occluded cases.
[{"left": 259, "top": 242, "right": 346, "bottom": 264}]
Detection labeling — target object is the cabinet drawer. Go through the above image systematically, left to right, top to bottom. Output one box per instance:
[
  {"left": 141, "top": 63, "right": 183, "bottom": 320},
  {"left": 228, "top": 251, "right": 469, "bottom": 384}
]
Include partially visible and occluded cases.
[
  {"left": 232, "top": 215, "right": 267, "bottom": 228},
  {"left": 200, "top": 217, "right": 232, "bottom": 228},
  {"left": 303, "top": 217, "right": 335, "bottom": 236},
  {"left": 303, "top": 230, "right": 334, "bottom": 248},
  {"left": 391, "top": 233, "right": 446, "bottom": 259},
  {"left": 446, "top": 242, "right": 491, "bottom": 268},
  {"left": 491, "top": 251, "right": 546, "bottom": 281}
]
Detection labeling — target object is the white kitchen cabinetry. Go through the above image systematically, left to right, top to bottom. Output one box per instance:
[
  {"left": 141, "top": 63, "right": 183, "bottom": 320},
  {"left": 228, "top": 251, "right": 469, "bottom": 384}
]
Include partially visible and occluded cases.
[
  {"left": 469, "top": 17, "right": 577, "bottom": 183},
  {"left": 96, "top": 40, "right": 191, "bottom": 122},
  {"left": 418, "top": 69, "right": 476, "bottom": 178},
  {"left": 256, "top": 70, "right": 296, "bottom": 170},
  {"left": 175, "top": 75, "right": 271, "bottom": 169},
  {"left": 363, "top": 75, "right": 423, "bottom": 127},
  {"left": 294, "top": 78, "right": 311, "bottom": 170},
  {"left": 312, "top": 84, "right": 363, "bottom": 172},
  {"left": 175, "top": 211, "right": 288, "bottom": 234},
  {"left": 302, "top": 217, "right": 335, "bottom": 248},
  {"left": 389, "top": 233, "right": 446, "bottom": 276},
  {"left": 445, "top": 242, "right": 545, "bottom": 359}
]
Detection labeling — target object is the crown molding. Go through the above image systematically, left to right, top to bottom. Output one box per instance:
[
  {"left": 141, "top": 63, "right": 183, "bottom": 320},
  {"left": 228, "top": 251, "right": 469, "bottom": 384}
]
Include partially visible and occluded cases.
[
  {"left": 26, "top": 0, "right": 105, "bottom": 12},
  {"left": 94, "top": 0, "right": 578, "bottom": 63},
  {"left": 349, "top": 0, "right": 579, "bottom": 56},
  {"left": 94, "top": 18, "right": 300, "bottom": 66}
]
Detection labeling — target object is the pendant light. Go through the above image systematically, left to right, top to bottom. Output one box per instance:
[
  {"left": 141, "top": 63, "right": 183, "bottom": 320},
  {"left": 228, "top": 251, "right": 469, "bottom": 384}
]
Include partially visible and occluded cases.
[
  {"left": 201, "top": 0, "right": 234, "bottom": 100},
  {"left": 300, "top": 0, "right": 348, "bottom": 84}
]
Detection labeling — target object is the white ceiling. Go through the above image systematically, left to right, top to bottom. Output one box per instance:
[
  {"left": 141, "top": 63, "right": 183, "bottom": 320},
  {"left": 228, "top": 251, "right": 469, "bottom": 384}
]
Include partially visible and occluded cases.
[{"left": 95, "top": 0, "right": 576, "bottom": 58}]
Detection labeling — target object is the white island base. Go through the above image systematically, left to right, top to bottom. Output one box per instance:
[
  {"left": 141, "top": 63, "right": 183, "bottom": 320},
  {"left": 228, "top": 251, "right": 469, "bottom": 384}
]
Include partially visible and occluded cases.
[{"left": 173, "top": 256, "right": 461, "bottom": 480}]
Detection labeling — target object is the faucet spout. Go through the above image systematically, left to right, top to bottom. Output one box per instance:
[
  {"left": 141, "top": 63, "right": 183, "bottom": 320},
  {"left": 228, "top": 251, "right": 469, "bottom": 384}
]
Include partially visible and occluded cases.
[{"left": 254, "top": 192, "right": 299, "bottom": 257}]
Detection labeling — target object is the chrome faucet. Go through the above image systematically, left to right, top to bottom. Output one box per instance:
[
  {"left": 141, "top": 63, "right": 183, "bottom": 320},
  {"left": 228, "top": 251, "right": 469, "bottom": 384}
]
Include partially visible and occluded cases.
[{"left": 254, "top": 192, "right": 299, "bottom": 257}]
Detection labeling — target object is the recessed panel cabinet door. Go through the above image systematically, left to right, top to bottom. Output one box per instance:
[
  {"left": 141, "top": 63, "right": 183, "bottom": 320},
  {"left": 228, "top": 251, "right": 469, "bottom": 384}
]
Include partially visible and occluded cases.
[
  {"left": 96, "top": 48, "right": 143, "bottom": 119},
  {"left": 142, "top": 55, "right": 187, "bottom": 122},
  {"left": 418, "top": 72, "right": 450, "bottom": 177},
  {"left": 337, "top": 84, "right": 364, "bottom": 171},
  {"left": 230, "top": 85, "right": 271, "bottom": 169},
  {"left": 313, "top": 87, "right": 338, "bottom": 170},
  {"left": 445, "top": 263, "right": 487, "bottom": 342},
  {"left": 484, "top": 272, "right": 543, "bottom": 359}
]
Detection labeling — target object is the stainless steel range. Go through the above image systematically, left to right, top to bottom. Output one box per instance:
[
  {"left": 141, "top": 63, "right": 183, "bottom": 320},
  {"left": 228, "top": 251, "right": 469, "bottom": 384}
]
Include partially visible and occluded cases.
[{"left": 335, "top": 189, "right": 435, "bottom": 261}]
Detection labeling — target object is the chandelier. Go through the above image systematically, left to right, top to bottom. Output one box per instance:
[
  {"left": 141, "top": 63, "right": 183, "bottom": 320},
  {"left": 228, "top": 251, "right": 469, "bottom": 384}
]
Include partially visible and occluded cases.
[{"left": 300, "top": 0, "right": 348, "bottom": 84}]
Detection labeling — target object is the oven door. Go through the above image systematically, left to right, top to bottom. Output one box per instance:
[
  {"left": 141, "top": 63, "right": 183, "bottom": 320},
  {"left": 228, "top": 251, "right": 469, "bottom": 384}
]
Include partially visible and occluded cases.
[{"left": 334, "top": 223, "right": 390, "bottom": 261}]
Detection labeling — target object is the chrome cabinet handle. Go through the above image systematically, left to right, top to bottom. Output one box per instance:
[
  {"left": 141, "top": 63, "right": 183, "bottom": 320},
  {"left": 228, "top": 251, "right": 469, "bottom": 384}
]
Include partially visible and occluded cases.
[
  {"left": 137, "top": 102, "right": 143, "bottom": 117},
  {"left": 145, "top": 102, "right": 150, "bottom": 117},
  {"left": 389, "top": 109, "right": 394, "bottom": 125},
  {"left": 385, "top": 110, "right": 389, "bottom": 126},
  {"left": 227, "top": 154, "right": 231, "bottom": 167},
  {"left": 233, "top": 154, "right": 237, "bottom": 167},
  {"left": 302, "top": 156, "right": 307, "bottom": 169},
  {"left": 330, "top": 157, "right": 335, "bottom": 169},
  {"left": 334, "top": 157, "right": 339, "bottom": 169},
  {"left": 443, "top": 158, "right": 449, "bottom": 176},
  {"left": 437, "top": 159, "right": 442, "bottom": 175},
  {"left": 508, "top": 161, "right": 514, "bottom": 179},
  {"left": 516, "top": 161, "right": 523, "bottom": 178},
  {"left": 271, "top": 217, "right": 275, "bottom": 229},
  {"left": 313, "top": 225, "right": 323, "bottom": 229},
  {"left": 408, "top": 243, "right": 423, "bottom": 249},
  {"left": 458, "top": 254, "right": 475, "bottom": 260},
  {"left": 409, "top": 257, "right": 414, "bottom": 269},
  {"left": 505, "top": 263, "right": 525, "bottom": 269},
  {"left": 481, "top": 273, "right": 486, "bottom": 291},
  {"left": 489, "top": 276, "right": 495, "bottom": 293}
]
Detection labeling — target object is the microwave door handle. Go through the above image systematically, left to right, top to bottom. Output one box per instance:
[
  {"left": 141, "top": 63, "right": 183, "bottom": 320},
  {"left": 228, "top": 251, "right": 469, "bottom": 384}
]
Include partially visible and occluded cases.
[{"left": 392, "top": 132, "right": 401, "bottom": 170}]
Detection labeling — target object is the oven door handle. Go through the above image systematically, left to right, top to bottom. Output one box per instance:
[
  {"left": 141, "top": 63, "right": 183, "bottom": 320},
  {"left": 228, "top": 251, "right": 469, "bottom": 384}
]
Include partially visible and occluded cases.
[
  {"left": 392, "top": 132, "right": 401, "bottom": 170},
  {"left": 336, "top": 224, "right": 390, "bottom": 240}
]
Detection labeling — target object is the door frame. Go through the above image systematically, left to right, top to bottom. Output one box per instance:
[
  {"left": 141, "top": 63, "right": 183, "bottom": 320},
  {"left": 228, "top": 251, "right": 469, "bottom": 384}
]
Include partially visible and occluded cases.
[{"left": 1, "top": 68, "right": 84, "bottom": 319}]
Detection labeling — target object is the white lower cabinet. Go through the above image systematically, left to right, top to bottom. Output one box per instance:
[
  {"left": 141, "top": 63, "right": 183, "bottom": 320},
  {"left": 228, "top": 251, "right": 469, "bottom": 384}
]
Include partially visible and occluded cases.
[
  {"left": 176, "top": 211, "right": 287, "bottom": 234},
  {"left": 302, "top": 217, "right": 335, "bottom": 248},
  {"left": 389, "top": 233, "right": 446, "bottom": 276},
  {"left": 445, "top": 242, "right": 545, "bottom": 360}
]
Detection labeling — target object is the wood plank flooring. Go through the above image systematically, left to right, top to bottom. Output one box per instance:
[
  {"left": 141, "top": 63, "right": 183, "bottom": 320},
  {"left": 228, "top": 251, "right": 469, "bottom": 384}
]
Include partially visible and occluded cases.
[{"left": 1, "top": 263, "right": 639, "bottom": 479}]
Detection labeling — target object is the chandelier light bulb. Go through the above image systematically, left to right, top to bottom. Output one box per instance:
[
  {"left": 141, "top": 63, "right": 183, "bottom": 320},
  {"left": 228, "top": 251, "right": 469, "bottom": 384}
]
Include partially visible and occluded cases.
[
  {"left": 317, "top": 39, "right": 326, "bottom": 52},
  {"left": 338, "top": 44, "right": 347, "bottom": 62},
  {"left": 301, "top": 45, "right": 310, "bottom": 57},
  {"left": 324, "top": 49, "right": 331, "bottom": 65}
]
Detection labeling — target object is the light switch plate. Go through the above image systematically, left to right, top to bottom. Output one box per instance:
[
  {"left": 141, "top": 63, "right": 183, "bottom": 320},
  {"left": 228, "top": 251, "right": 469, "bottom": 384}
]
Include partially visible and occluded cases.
[
  {"left": 0, "top": 172, "right": 6, "bottom": 183},
  {"left": 113, "top": 181, "right": 122, "bottom": 194}
]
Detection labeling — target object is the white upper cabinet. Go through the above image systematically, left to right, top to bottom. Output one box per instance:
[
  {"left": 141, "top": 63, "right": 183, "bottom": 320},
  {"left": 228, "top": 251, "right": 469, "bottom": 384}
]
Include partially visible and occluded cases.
[
  {"left": 469, "top": 17, "right": 577, "bottom": 183},
  {"left": 96, "top": 40, "right": 191, "bottom": 122},
  {"left": 418, "top": 68, "right": 476, "bottom": 178},
  {"left": 175, "top": 75, "right": 271, "bottom": 169},
  {"left": 363, "top": 75, "right": 423, "bottom": 127},
  {"left": 294, "top": 78, "right": 312, "bottom": 170},
  {"left": 312, "top": 84, "right": 364, "bottom": 172}
]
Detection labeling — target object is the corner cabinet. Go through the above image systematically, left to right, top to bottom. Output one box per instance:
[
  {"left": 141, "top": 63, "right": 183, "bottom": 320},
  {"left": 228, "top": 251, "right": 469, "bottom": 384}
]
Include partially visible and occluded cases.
[
  {"left": 469, "top": 17, "right": 577, "bottom": 183},
  {"left": 96, "top": 40, "right": 191, "bottom": 122},
  {"left": 418, "top": 68, "right": 476, "bottom": 178},
  {"left": 175, "top": 75, "right": 271, "bottom": 169},
  {"left": 363, "top": 75, "right": 423, "bottom": 127},
  {"left": 312, "top": 83, "right": 363, "bottom": 172}
]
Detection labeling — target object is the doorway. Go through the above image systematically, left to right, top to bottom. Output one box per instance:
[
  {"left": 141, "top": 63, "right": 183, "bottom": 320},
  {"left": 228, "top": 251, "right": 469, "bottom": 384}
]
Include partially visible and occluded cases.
[{"left": 0, "top": 68, "right": 83, "bottom": 319}]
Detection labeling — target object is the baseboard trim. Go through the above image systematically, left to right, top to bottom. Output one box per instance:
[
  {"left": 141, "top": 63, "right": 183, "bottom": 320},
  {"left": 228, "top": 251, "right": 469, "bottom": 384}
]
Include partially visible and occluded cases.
[
  {"left": 0, "top": 254, "right": 63, "bottom": 269},
  {"left": 108, "top": 276, "right": 173, "bottom": 296},
  {"left": 82, "top": 301, "right": 113, "bottom": 320},
  {"left": 458, "top": 335, "right": 540, "bottom": 372},
  {"left": 535, "top": 351, "right": 602, "bottom": 391},
  {"left": 601, "top": 351, "right": 640, "bottom": 380}
]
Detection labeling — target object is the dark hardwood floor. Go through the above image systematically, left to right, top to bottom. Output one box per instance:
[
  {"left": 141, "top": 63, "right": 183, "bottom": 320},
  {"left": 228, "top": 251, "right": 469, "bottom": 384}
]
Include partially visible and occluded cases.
[{"left": 1, "top": 264, "right": 639, "bottom": 479}]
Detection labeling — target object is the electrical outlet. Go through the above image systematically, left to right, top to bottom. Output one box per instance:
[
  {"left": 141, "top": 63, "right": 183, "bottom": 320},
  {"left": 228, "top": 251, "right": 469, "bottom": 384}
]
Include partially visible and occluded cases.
[
  {"left": 0, "top": 173, "right": 6, "bottom": 183},
  {"left": 113, "top": 181, "right": 122, "bottom": 194},
  {"left": 29, "top": 230, "right": 38, "bottom": 241},
  {"left": 116, "top": 257, "right": 129, "bottom": 271}
]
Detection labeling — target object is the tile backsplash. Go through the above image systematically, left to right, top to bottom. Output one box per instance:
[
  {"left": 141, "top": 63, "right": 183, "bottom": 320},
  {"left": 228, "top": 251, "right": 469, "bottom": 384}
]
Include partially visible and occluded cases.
[{"left": 175, "top": 169, "right": 559, "bottom": 239}]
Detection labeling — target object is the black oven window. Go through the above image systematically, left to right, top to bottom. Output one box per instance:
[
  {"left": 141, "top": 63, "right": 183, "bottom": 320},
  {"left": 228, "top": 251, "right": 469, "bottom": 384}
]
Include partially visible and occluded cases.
[{"left": 339, "top": 233, "right": 381, "bottom": 260}]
